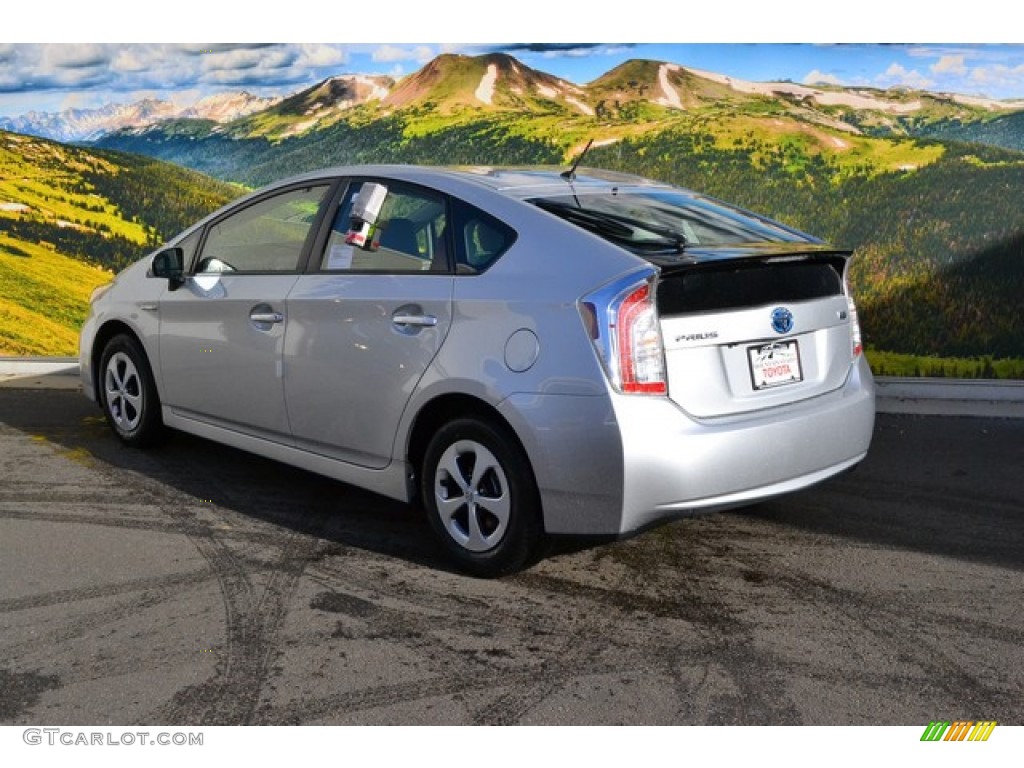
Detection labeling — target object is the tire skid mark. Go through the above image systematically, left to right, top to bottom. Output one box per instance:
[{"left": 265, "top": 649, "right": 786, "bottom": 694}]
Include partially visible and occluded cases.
[
  {"left": 7, "top": 408, "right": 345, "bottom": 725},
  {"left": 0, "top": 489, "right": 139, "bottom": 503},
  {"left": 0, "top": 506, "right": 312, "bottom": 548},
  {"left": 149, "top": 506, "right": 255, "bottom": 725},
  {"left": 154, "top": 509, "right": 329, "bottom": 725},
  {"left": 692, "top": 525, "right": 1023, "bottom": 719},
  {"left": 585, "top": 531, "right": 807, "bottom": 725},
  {"left": 663, "top": 536, "right": 806, "bottom": 724},
  {"left": 310, "top": 556, "right": 717, "bottom": 651},
  {"left": 301, "top": 559, "right": 538, "bottom": 692},
  {"left": 306, "top": 559, "right": 732, "bottom": 724},
  {"left": 307, "top": 561, "right": 592, "bottom": 661},
  {"left": 270, "top": 562, "right": 696, "bottom": 723},
  {"left": 304, "top": 562, "right": 575, "bottom": 722},
  {"left": 472, "top": 566, "right": 712, "bottom": 724},
  {"left": 0, "top": 568, "right": 215, "bottom": 613},
  {"left": 762, "top": 568, "right": 1021, "bottom": 710},
  {"left": 1, "top": 587, "right": 186, "bottom": 661},
  {"left": 468, "top": 609, "right": 615, "bottom": 725},
  {"left": 256, "top": 657, "right": 641, "bottom": 725}
]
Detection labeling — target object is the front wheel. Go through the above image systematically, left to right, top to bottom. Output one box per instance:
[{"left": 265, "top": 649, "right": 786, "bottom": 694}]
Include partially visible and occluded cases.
[
  {"left": 99, "top": 334, "right": 164, "bottom": 447},
  {"left": 421, "top": 418, "right": 542, "bottom": 577}
]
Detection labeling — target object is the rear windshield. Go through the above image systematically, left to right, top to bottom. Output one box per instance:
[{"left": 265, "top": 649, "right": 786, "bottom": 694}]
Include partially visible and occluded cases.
[{"left": 529, "top": 190, "right": 814, "bottom": 253}]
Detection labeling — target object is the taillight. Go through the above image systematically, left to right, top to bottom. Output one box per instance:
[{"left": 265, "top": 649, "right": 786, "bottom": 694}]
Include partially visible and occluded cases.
[
  {"left": 842, "top": 266, "right": 864, "bottom": 359},
  {"left": 580, "top": 273, "right": 667, "bottom": 396},
  {"left": 616, "top": 284, "right": 667, "bottom": 394},
  {"left": 848, "top": 295, "right": 863, "bottom": 358}
]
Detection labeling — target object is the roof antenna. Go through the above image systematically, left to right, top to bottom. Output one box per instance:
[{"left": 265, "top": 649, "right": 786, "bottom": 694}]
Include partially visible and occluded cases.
[{"left": 561, "top": 138, "right": 594, "bottom": 181}]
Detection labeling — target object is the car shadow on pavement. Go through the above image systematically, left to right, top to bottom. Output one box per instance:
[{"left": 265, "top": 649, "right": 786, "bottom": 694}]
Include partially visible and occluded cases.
[
  {"left": 0, "top": 389, "right": 487, "bottom": 575},
  {"left": 3, "top": 390, "right": 1021, "bottom": 574}
]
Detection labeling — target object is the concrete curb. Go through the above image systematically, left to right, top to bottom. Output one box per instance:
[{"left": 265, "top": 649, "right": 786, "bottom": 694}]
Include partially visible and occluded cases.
[
  {"left": 0, "top": 357, "right": 81, "bottom": 391},
  {"left": 1, "top": 358, "right": 1023, "bottom": 417},
  {"left": 873, "top": 377, "right": 1024, "bottom": 418}
]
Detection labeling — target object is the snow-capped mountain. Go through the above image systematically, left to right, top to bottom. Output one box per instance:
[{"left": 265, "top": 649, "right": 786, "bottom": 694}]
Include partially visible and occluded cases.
[
  {"left": 0, "top": 91, "right": 280, "bottom": 142},
  {"left": 181, "top": 91, "right": 281, "bottom": 123}
]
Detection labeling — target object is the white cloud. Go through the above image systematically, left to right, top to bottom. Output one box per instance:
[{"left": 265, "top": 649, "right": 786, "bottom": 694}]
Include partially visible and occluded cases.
[
  {"left": 42, "top": 44, "right": 109, "bottom": 70},
  {"left": 294, "top": 44, "right": 347, "bottom": 68},
  {"left": 372, "top": 45, "right": 434, "bottom": 64},
  {"left": 201, "top": 47, "right": 293, "bottom": 72},
  {"left": 111, "top": 49, "right": 154, "bottom": 73},
  {"left": 931, "top": 55, "right": 967, "bottom": 76},
  {"left": 969, "top": 62, "right": 1024, "bottom": 90},
  {"left": 878, "top": 63, "right": 934, "bottom": 90},
  {"left": 803, "top": 69, "right": 842, "bottom": 86}
]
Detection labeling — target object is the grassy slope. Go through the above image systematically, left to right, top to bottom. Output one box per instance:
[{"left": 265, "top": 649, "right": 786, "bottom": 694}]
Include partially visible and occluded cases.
[
  {"left": 75, "top": 67, "right": 1024, "bottom": 375},
  {"left": 0, "top": 130, "right": 238, "bottom": 355},
  {"left": 0, "top": 134, "right": 150, "bottom": 244},
  {"left": 0, "top": 235, "right": 110, "bottom": 355}
]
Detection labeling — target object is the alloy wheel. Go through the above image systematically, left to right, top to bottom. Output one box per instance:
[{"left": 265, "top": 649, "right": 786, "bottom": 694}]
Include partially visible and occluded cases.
[
  {"left": 104, "top": 351, "right": 143, "bottom": 433},
  {"left": 433, "top": 439, "right": 511, "bottom": 553}
]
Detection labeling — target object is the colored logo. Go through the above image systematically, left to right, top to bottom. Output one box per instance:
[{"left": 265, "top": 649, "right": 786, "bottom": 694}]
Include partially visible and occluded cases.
[
  {"left": 771, "top": 307, "right": 794, "bottom": 335},
  {"left": 920, "top": 721, "right": 997, "bottom": 742}
]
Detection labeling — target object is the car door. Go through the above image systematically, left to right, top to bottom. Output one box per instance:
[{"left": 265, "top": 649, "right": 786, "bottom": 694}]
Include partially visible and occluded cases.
[
  {"left": 283, "top": 179, "right": 454, "bottom": 468},
  {"left": 158, "top": 182, "right": 333, "bottom": 442}
]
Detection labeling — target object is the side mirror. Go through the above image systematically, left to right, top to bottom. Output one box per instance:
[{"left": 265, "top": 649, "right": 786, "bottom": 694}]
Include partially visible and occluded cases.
[{"left": 150, "top": 247, "right": 185, "bottom": 291}]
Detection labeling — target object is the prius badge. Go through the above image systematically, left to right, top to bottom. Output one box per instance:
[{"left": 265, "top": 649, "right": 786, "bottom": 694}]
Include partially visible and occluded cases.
[{"left": 771, "top": 307, "right": 794, "bottom": 335}]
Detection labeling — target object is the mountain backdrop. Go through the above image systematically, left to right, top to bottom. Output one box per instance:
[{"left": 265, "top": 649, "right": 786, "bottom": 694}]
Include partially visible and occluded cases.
[{"left": 1, "top": 52, "right": 1023, "bottom": 376}]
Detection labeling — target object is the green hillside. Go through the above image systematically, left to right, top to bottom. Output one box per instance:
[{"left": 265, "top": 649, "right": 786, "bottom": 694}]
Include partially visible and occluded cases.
[
  {"left": 68, "top": 53, "right": 1024, "bottom": 374},
  {"left": 912, "top": 110, "right": 1024, "bottom": 152},
  {"left": 0, "top": 130, "right": 240, "bottom": 355},
  {"left": 585, "top": 133, "right": 1024, "bottom": 366},
  {"left": 0, "top": 235, "right": 111, "bottom": 355}
]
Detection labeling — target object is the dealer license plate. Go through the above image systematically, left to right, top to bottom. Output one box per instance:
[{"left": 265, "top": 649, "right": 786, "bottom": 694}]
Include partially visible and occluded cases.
[{"left": 748, "top": 340, "right": 803, "bottom": 390}]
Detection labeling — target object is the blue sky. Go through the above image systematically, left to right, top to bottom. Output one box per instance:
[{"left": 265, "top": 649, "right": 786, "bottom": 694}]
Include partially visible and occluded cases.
[
  {"left": 3, "top": 2, "right": 1022, "bottom": 116},
  {"left": 3, "top": 43, "right": 1023, "bottom": 117}
]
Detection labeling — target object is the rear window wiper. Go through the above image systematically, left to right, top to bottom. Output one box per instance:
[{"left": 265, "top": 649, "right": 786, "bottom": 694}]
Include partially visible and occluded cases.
[{"left": 533, "top": 199, "right": 686, "bottom": 254}]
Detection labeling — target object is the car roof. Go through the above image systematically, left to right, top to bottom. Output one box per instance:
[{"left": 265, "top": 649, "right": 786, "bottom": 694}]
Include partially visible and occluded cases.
[{"left": 272, "top": 164, "right": 673, "bottom": 201}]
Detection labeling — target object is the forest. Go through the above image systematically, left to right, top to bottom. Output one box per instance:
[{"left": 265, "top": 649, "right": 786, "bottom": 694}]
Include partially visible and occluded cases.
[
  {"left": 7, "top": 91, "right": 1024, "bottom": 374},
  {"left": 96, "top": 114, "right": 1024, "bottom": 368}
]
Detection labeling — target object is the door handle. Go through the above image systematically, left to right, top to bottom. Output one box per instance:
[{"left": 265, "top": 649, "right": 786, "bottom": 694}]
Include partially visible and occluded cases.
[
  {"left": 250, "top": 309, "right": 284, "bottom": 324},
  {"left": 392, "top": 314, "right": 438, "bottom": 327}
]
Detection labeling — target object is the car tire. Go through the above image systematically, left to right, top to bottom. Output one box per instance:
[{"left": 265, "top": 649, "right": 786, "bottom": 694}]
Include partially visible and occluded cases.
[
  {"left": 99, "top": 334, "right": 164, "bottom": 447},
  {"left": 422, "top": 417, "right": 542, "bottom": 577}
]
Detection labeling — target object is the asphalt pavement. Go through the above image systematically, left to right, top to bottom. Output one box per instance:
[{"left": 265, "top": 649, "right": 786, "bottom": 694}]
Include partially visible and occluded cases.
[{"left": 0, "top": 388, "right": 1021, "bottom": 725}]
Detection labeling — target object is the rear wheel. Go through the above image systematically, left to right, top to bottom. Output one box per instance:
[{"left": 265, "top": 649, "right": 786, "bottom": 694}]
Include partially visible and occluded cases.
[
  {"left": 99, "top": 334, "right": 164, "bottom": 447},
  {"left": 422, "top": 418, "right": 542, "bottom": 577}
]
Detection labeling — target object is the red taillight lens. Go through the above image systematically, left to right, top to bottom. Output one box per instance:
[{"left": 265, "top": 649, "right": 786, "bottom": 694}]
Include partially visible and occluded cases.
[
  {"left": 579, "top": 272, "right": 668, "bottom": 397},
  {"left": 616, "top": 284, "right": 667, "bottom": 395},
  {"left": 847, "top": 295, "right": 863, "bottom": 358}
]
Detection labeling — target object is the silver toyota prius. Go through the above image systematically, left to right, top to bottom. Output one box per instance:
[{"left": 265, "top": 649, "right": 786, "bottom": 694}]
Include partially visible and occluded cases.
[{"left": 79, "top": 165, "right": 875, "bottom": 576}]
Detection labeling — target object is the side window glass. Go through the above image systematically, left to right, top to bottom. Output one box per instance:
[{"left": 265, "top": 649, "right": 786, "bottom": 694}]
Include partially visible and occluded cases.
[
  {"left": 321, "top": 181, "right": 449, "bottom": 273},
  {"left": 197, "top": 185, "right": 328, "bottom": 274},
  {"left": 452, "top": 198, "right": 517, "bottom": 273}
]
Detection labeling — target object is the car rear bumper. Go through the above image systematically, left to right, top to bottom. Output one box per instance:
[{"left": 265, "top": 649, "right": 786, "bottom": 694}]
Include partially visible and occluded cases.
[{"left": 612, "top": 355, "right": 875, "bottom": 534}]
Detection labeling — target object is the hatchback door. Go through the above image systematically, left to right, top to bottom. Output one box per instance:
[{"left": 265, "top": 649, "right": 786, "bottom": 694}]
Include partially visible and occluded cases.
[
  {"left": 283, "top": 179, "right": 454, "bottom": 468},
  {"left": 656, "top": 249, "right": 860, "bottom": 418}
]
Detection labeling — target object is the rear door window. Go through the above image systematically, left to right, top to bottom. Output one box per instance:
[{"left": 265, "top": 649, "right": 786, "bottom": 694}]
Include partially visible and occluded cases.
[{"left": 320, "top": 181, "right": 450, "bottom": 273}]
